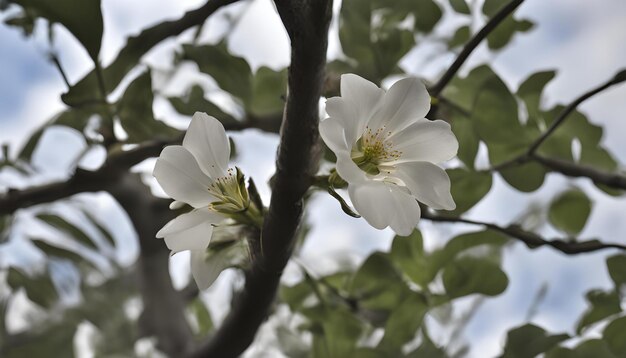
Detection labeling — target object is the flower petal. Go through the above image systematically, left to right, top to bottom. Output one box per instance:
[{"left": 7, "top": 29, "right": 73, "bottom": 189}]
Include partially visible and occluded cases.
[
  {"left": 337, "top": 74, "right": 385, "bottom": 143},
  {"left": 369, "top": 77, "right": 430, "bottom": 135},
  {"left": 182, "top": 112, "right": 230, "bottom": 179},
  {"left": 319, "top": 117, "right": 349, "bottom": 153},
  {"left": 388, "top": 119, "right": 458, "bottom": 164},
  {"left": 153, "top": 145, "right": 215, "bottom": 208},
  {"left": 336, "top": 153, "right": 368, "bottom": 184},
  {"left": 395, "top": 162, "right": 456, "bottom": 210},
  {"left": 349, "top": 181, "right": 421, "bottom": 236},
  {"left": 157, "top": 209, "right": 224, "bottom": 253},
  {"left": 190, "top": 249, "right": 229, "bottom": 290}
]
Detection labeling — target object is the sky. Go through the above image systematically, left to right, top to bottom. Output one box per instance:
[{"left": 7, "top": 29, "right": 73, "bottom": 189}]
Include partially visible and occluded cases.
[{"left": 1, "top": 0, "right": 625, "bottom": 357}]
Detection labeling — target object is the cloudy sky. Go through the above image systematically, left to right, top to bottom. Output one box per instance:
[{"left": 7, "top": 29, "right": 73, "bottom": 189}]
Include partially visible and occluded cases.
[{"left": 1, "top": 0, "right": 625, "bottom": 356}]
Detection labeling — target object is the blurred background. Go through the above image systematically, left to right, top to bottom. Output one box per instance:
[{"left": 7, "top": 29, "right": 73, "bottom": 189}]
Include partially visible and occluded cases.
[{"left": 1, "top": 0, "right": 625, "bottom": 356}]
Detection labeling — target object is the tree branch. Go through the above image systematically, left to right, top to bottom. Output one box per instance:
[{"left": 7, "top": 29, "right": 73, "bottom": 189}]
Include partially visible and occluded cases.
[
  {"left": 429, "top": 0, "right": 525, "bottom": 97},
  {"left": 187, "top": 1, "right": 333, "bottom": 357},
  {"left": 492, "top": 70, "right": 626, "bottom": 172},
  {"left": 0, "top": 117, "right": 281, "bottom": 216},
  {"left": 533, "top": 154, "right": 626, "bottom": 190},
  {"left": 107, "top": 173, "right": 194, "bottom": 356},
  {"left": 421, "top": 211, "right": 626, "bottom": 254}
]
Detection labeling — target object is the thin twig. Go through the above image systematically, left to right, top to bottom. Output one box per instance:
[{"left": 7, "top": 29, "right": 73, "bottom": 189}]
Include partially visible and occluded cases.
[
  {"left": 429, "top": 0, "right": 525, "bottom": 97},
  {"left": 49, "top": 52, "right": 71, "bottom": 89},
  {"left": 491, "top": 71, "right": 626, "bottom": 172},
  {"left": 533, "top": 154, "right": 626, "bottom": 190},
  {"left": 421, "top": 211, "right": 626, "bottom": 254}
]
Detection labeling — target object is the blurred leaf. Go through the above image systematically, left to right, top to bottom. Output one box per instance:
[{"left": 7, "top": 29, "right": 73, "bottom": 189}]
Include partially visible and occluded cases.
[
  {"left": 12, "top": 0, "right": 102, "bottom": 59},
  {"left": 449, "top": 0, "right": 470, "bottom": 14},
  {"left": 3, "top": 9, "right": 36, "bottom": 36},
  {"left": 487, "top": 17, "right": 533, "bottom": 50},
  {"left": 448, "top": 25, "right": 470, "bottom": 48},
  {"left": 183, "top": 42, "right": 253, "bottom": 102},
  {"left": 443, "top": 65, "right": 497, "bottom": 113},
  {"left": 249, "top": 66, "right": 287, "bottom": 117},
  {"left": 517, "top": 70, "right": 556, "bottom": 127},
  {"left": 117, "top": 71, "right": 180, "bottom": 142},
  {"left": 168, "top": 85, "right": 237, "bottom": 126},
  {"left": 450, "top": 115, "right": 479, "bottom": 168},
  {"left": 499, "top": 161, "right": 547, "bottom": 193},
  {"left": 447, "top": 168, "right": 492, "bottom": 215},
  {"left": 548, "top": 189, "right": 592, "bottom": 235},
  {"left": 82, "top": 210, "right": 116, "bottom": 248},
  {"left": 36, "top": 213, "right": 98, "bottom": 249},
  {"left": 0, "top": 214, "right": 12, "bottom": 244},
  {"left": 390, "top": 230, "right": 428, "bottom": 286},
  {"left": 32, "top": 238, "right": 95, "bottom": 269},
  {"left": 349, "top": 253, "right": 407, "bottom": 311},
  {"left": 606, "top": 254, "right": 626, "bottom": 290},
  {"left": 442, "top": 257, "right": 508, "bottom": 298},
  {"left": 7, "top": 267, "right": 58, "bottom": 308},
  {"left": 281, "top": 281, "right": 314, "bottom": 311},
  {"left": 576, "top": 290, "right": 621, "bottom": 334},
  {"left": 378, "top": 293, "right": 427, "bottom": 352},
  {"left": 189, "top": 298, "right": 213, "bottom": 335},
  {"left": 311, "top": 308, "right": 364, "bottom": 358},
  {"left": 603, "top": 316, "right": 626, "bottom": 356},
  {"left": 2, "top": 324, "right": 76, "bottom": 358},
  {"left": 501, "top": 324, "right": 569, "bottom": 358},
  {"left": 277, "top": 325, "right": 310, "bottom": 358},
  {"left": 547, "top": 339, "right": 617, "bottom": 358}
]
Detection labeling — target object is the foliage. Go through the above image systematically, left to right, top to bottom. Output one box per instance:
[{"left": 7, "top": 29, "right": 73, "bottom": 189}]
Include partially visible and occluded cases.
[{"left": 0, "top": 0, "right": 624, "bottom": 356}]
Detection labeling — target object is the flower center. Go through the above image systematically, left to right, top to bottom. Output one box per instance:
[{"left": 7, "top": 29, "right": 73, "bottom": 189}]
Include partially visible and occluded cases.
[
  {"left": 351, "top": 125, "right": 402, "bottom": 175},
  {"left": 207, "top": 167, "right": 250, "bottom": 213}
]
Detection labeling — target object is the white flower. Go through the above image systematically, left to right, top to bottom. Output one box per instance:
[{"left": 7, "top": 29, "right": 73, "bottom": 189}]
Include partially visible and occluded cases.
[
  {"left": 320, "top": 74, "right": 458, "bottom": 236},
  {"left": 153, "top": 112, "right": 250, "bottom": 289}
]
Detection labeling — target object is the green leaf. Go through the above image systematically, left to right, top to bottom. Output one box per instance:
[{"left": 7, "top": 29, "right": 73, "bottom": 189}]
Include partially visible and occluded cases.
[
  {"left": 12, "top": 0, "right": 102, "bottom": 60},
  {"left": 411, "top": 0, "right": 442, "bottom": 32},
  {"left": 449, "top": 0, "right": 470, "bottom": 14},
  {"left": 487, "top": 17, "right": 534, "bottom": 50},
  {"left": 448, "top": 25, "right": 470, "bottom": 48},
  {"left": 183, "top": 42, "right": 253, "bottom": 102},
  {"left": 443, "top": 65, "right": 497, "bottom": 113},
  {"left": 249, "top": 66, "right": 287, "bottom": 117},
  {"left": 117, "top": 71, "right": 180, "bottom": 142},
  {"left": 517, "top": 71, "right": 556, "bottom": 127},
  {"left": 168, "top": 85, "right": 237, "bottom": 126},
  {"left": 450, "top": 115, "right": 479, "bottom": 168},
  {"left": 499, "top": 161, "right": 547, "bottom": 193},
  {"left": 447, "top": 168, "right": 493, "bottom": 215},
  {"left": 548, "top": 189, "right": 592, "bottom": 235},
  {"left": 82, "top": 210, "right": 116, "bottom": 248},
  {"left": 36, "top": 213, "right": 98, "bottom": 250},
  {"left": 0, "top": 214, "right": 12, "bottom": 244},
  {"left": 390, "top": 230, "right": 428, "bottom": 286},
  {"left": 32, "top": 239, "right": 94, "bottom": 268},
  {"left": 349, "top": 253, "right": 407, "bottom": 311},
  {"left": 606, "top": 254, "right": 626, "bottom": 290},
  {"left": 442, "top": 257, "right": 508, "bottom": 298},
  {"left": 7, "top": 267, "right": 58, "bottom": 308},
  {"left": 280, "top": 281, "right": 314, "bottom": 311},
  {"left": 576, "top": 290, "right": 621, "bottom": 334},
  {"left": 378, "top": 293, "right": 427, "bottom": 352},
  {"left": 189, "top": 298, "right": 213, "bottom": 335},
  {"left": 311, "top": 308, "right": 364, "bottom": 358},
  {"left": 603, "top": 316, "right": 626, "bottom": 356},
  {"left": 501, "top": 324, "right": 569, "bottom": 358}
]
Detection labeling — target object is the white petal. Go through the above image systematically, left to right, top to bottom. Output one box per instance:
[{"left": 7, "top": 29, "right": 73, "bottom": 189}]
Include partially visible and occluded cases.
[
  {"left": 338, "top": 74, "right": 385, "bottom": 142},
  {"left": 369, "top": 77, "right": 431, "bottom": 135},
  {"left": 325, "top": 97, "right": 360, "bottom": 146},
  {"left": 182, "top": 112, "right": 230, "bottom": 179},
  {"left": 319, "top": 117, "right": 349, "bottom": 153},
  {"left": 388, "top": 119, "right": 458, "bottom": 164},
  {"left": 153, "top": 146, "right": 214, "bottom": 208},
  {"left": 336, "top": 153, "right": 368, "bottom": 184},
  {"left": 395, "top": 162, "right": 456, "bottom": 210},
  {"left": 349, "top": 181, "right": 421, "bottom": 236},
  {"left": 169, "top": 200, "right": 185, "bottom": 210},
  {"left": 157, "top": 209, "right": 223, "bottom": 253},
  {"left": 190, "top": 249, "right": 229, "bottom": 290}
]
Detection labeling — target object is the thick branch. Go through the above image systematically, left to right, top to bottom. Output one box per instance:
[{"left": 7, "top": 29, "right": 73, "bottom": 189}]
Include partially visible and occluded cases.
[
  {"left": 429, "top": 0, "right": 525, "bottom": 97},
  {"left": 188, "top": 1, "right": 332, "bottom": 357},
  {"left": 0, "top": 117, "right": 281, "bottom": 216},
  {"left": 533, "top": 154, "right": 626, "bottom": 190},
  {"left": 107, "top": 173, "right": 194, "bottom": 356},
  {"left": 422, "top": 211, "right": 626, "bottom": 254}
]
